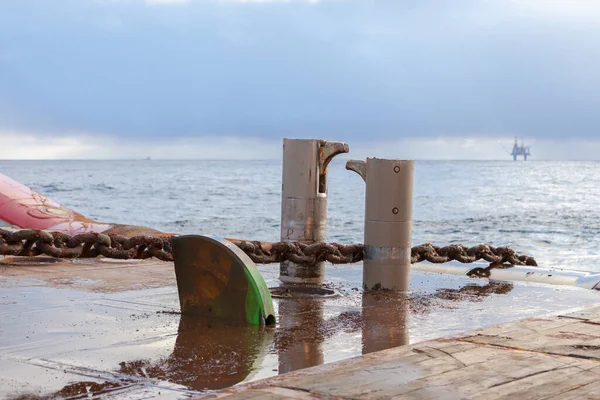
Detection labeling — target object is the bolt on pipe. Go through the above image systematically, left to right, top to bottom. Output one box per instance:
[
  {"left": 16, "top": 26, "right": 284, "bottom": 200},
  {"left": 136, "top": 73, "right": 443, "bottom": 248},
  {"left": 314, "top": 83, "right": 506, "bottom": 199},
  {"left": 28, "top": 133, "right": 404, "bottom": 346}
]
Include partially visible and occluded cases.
[
  {"left": 280, "top": 139, "right": 349, "bottom": 284},
  {"left": 347, "top": 158, "right": 414, "bottom": 291}
]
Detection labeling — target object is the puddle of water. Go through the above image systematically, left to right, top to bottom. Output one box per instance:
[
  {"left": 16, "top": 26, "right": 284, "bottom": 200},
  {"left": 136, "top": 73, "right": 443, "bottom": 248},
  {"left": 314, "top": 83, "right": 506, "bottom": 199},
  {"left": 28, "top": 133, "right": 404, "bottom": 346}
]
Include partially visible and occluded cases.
[{"left": 1, "top": 260, "right": 599, "bottom": 398}]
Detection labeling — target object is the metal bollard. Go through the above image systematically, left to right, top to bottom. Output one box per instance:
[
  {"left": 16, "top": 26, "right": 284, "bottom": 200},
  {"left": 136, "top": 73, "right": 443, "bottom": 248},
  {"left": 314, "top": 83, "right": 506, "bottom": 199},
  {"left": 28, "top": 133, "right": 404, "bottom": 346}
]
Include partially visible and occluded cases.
[
  {"left": 280, "top": 139, "right": 349, "bottom": 284},
  {"left": 347, "top": 158, "right": 414, "bottom": 291}
]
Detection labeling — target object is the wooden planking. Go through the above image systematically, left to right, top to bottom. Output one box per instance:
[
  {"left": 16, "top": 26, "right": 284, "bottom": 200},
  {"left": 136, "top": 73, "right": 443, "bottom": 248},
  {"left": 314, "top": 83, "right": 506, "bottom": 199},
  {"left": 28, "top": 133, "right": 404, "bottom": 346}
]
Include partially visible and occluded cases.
[
  {"left": 559, "top": 305, "right": 600, "bottom": 322},
  {"left": 217, "top": 306, "right": 600, "bottom": 400},
  {"left": 462, "top": 316, "right": 600, "bottom": 360},
  {"left": 219, "top": 344, "right": 600, "bottom": 399},
  {"left": 474, "top": 368, "right": 600, "bottom": 400},
  {"left": 543, "top": 379, "right": 600, "bottom": 400},
  {"left": 222, "top": 390, "right": 310, "bottom": 400}
]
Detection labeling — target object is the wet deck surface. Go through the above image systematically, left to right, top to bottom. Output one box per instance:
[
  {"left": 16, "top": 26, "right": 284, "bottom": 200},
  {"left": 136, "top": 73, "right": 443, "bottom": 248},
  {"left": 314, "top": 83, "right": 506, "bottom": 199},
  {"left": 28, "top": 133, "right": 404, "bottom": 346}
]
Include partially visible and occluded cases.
[
  {"left": 1, "top": 257, "right": 599, "bottom": 399},
  {"left": 217, "top": 306, "right": 600, "bottom": 399}
]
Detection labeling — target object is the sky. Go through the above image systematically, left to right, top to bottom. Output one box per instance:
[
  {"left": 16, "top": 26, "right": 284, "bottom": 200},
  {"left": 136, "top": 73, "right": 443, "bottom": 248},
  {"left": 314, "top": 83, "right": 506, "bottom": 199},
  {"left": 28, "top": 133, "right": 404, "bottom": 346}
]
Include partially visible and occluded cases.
[{"left": 1, "top": 0, "right": 599, "bottom": 160}]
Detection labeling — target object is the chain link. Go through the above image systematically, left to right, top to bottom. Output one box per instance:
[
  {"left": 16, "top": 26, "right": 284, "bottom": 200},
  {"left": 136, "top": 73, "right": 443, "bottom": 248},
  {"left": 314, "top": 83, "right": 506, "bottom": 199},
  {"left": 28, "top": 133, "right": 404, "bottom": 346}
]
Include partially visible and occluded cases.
[
  {"left": 0, "top": 229, "right": 537, "bottom": 267},
  {"left": 0, "top": 229, "right": 173, "bottom": 261},
  {"left": 234, "top": 240, "right": 536, "bottom": 266},
  {"left": 234, "top": 241, "right": 365, "bottom": 265},
  {"left": 410, "top": 243, "right": 537, "bottom": 266}
]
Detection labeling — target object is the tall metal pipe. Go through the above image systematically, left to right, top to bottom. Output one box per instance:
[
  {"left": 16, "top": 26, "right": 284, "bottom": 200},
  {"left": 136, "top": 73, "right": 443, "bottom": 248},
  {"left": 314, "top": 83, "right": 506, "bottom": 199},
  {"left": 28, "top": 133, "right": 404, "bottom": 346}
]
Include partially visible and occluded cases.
[
  {"left": 280, "top": 139, "right": 349, "bottom": 284},
  {"left": 347, "top": 158, "right": 414, "bottom": 291}
]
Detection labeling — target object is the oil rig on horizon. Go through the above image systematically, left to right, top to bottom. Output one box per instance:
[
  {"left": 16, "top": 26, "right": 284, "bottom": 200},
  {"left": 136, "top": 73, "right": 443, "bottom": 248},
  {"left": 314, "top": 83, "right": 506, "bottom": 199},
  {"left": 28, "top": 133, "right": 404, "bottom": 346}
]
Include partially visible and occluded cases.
[{"left": 511, "top": 138, "right": 531, "bottom": 161}]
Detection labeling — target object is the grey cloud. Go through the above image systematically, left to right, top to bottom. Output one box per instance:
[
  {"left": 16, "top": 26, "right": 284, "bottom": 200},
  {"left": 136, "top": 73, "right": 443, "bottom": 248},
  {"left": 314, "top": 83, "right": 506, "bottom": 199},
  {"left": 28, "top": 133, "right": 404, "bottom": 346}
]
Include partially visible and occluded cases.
[{"left": 0, "top": 0, "right": 599, "bottom": 140}]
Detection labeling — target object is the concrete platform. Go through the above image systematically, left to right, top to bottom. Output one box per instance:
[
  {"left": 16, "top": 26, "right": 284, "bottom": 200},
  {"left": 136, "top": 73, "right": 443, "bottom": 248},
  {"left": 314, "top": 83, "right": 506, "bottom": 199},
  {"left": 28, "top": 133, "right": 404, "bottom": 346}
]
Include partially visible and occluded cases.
[
  {"left": 1, "top": 256, "right": 600, "bottom": 399},
  {"left": 216, "top": 306, "right": 600, "bottom": 399}
]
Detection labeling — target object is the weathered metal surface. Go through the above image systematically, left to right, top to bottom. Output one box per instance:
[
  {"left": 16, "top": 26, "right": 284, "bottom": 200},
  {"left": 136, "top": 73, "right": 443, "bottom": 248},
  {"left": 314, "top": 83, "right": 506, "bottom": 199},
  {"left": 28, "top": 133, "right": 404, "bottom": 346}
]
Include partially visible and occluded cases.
[
  {"left": 280, "top": 139, "right": 349, "bottom": 284},
  {"left": 347, "top": 158, "right": 415, "bottom": 291},
  {"left": 172, "top": 235, "right": 275, "bottom": 325},
  {"left": 2, "top": 258, "right": 600, "bottom": 398}
]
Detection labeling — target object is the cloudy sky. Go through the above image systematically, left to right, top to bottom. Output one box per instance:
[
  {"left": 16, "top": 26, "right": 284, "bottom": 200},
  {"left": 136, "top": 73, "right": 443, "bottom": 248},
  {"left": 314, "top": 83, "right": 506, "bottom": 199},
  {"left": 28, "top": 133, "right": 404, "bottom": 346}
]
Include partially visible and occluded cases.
[{"left": 1, "top": 0, "right": 599, "bottom": 159}]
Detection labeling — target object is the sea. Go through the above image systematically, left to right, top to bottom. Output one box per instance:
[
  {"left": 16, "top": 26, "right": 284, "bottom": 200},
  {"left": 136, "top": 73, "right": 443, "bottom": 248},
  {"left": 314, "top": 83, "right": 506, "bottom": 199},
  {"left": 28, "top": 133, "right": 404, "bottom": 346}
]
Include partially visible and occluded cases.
[{"left": 1, "top": 159, "right": 599, "bottom": 273}]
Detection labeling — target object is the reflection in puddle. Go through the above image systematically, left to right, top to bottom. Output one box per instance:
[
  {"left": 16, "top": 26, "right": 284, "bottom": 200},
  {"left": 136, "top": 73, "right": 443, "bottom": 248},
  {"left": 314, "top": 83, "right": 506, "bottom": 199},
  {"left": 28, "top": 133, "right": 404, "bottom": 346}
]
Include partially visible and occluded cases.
[
  {"left": 9, "top": 281, "right": 514, "bottom": 398},
  {"left": 362, "top": 291, "right": 410, "bottom": 354},
  {"left": 276, "top": 297, "right": 325, "bottom": 374},
  {"left": 118, "top": 317, "right": 274, "bottom": 391}
]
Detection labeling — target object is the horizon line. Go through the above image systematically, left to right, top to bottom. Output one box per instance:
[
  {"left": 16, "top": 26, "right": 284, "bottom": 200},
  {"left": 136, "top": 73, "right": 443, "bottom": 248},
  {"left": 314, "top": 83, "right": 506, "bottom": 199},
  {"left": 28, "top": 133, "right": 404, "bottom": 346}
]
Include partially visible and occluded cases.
[{"left": 1, "top": 158, "right": 599, "bottom": 162}]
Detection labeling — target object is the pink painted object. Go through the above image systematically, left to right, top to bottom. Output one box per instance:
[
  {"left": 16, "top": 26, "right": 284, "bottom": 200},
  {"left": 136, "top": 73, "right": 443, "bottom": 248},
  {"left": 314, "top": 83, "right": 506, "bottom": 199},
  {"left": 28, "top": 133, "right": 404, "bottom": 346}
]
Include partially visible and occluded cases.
[{"left": 0, "top": 172, "right": 112, "bottom": 234}]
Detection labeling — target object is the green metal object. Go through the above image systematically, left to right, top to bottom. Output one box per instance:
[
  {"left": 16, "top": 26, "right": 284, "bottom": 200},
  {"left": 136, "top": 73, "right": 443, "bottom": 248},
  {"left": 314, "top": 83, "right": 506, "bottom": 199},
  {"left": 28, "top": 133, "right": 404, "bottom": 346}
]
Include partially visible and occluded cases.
[{"left": 172, "top": 235, "right": 275, "bottom": 325}]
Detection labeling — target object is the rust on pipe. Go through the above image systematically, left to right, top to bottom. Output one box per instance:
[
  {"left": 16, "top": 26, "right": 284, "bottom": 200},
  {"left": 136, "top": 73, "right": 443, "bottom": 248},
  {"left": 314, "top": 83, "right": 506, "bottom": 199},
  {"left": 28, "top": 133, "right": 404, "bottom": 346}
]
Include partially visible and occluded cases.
[{"left": 279, "top": 139, "right": 349, "bottom": 284}]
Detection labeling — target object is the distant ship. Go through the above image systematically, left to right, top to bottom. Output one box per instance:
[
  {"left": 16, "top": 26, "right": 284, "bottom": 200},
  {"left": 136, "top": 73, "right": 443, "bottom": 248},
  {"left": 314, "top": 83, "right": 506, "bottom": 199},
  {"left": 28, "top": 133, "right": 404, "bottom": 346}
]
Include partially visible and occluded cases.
[{"left": 511, "top": 138, "right": 531, "bottom": 161}]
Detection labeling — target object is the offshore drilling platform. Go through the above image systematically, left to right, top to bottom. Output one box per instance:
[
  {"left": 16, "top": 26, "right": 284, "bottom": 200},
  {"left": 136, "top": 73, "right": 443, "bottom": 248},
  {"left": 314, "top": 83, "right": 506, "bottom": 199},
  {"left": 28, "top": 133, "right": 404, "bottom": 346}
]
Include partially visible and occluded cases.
[{"left": 511, "top": 138, "right": 531, "bottom": 161}]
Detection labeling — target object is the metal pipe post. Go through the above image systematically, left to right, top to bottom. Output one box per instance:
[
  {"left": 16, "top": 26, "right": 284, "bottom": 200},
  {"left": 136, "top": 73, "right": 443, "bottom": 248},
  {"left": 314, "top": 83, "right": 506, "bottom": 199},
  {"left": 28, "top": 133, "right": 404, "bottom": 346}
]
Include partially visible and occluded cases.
[
  {"left": 280, "top": 139, "right": 349, "bottom": 284},
  {"left": 347, "top": 158, "right": 414, "bottom": 291}
]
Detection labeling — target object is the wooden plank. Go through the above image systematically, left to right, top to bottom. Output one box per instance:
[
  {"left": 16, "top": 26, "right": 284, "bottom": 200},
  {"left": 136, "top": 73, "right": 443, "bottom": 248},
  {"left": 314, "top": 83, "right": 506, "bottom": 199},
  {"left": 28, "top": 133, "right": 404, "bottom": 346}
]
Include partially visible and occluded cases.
[
  {"left": 219, "top": 305, "right": 600, "bottom": 400},
  {"left": 559, "top": 305, "right": 600, "bottom": 321},
  {"left": 461, "top": 318, "right": 600, "bottom": 360},
  {"left": 273, "top": 345, "right": 422, "bottom": 391},
  {"left": 350, "top": 348, "right": 595, "bottom": 399},
  {"left": 280, "top": 353, "right": 440, "bottom": 396},
  {"left": 475, "top": 367, "right": 598, "bottom": 400},
  {"left": 543, "top": 379, "right": 600, "bottom": 400},
  {"left": 219, "top": 388, "right": 330, "bottom": 399},
  {"left": 223, "top": 390, "right": 304, "bottom": 400}
]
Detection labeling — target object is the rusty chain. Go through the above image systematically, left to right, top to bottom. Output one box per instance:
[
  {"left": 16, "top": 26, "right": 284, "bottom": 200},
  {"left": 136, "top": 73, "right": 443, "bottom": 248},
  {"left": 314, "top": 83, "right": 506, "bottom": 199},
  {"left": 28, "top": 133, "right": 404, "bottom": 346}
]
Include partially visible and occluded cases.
[
  {"left": 0, "top": 229, "right": 537, "bottom": 267},
  {"left": 0, "top": 229, "right": 173, "bottom": 261},
  {"left": 234, "top": 241, "right": 365, "bottom": 265},
  {"left": 234, "top": 241, "right": 537, "bottom": 266},
  {"left": 410, "top": 243, "right": 537, "bottom": 266}
]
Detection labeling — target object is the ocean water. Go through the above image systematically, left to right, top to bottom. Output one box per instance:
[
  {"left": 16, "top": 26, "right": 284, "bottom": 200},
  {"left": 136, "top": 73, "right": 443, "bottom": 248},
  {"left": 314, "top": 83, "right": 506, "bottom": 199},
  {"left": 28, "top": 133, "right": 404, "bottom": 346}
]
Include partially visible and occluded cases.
[{"left": 1, "top": 159, "right": 599, "bottom": 273}]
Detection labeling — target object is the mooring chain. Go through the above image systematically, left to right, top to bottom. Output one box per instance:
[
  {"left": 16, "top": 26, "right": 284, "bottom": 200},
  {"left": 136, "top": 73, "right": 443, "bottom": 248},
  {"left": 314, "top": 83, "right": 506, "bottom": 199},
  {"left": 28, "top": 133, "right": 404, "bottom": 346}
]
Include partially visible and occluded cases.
[
  {"left": 0, "top": 229, "right": 537, "bottom": 267},
  {"left": 0, "top": 229, "right": 174, "bottom": 262},
  {"left": 233, "top": 241, "right": 537, "bottom": 266},
  {"left": 234, "top": 241, "right": 365, "bottom": 265},
  {"left": 410, "top": 243, "right": 537, "bottom": 266}
]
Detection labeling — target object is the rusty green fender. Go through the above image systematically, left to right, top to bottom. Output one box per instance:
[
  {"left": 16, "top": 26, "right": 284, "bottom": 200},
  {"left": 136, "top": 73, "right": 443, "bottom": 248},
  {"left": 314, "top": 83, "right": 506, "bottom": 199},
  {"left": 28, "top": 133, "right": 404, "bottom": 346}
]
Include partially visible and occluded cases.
[{"left": 172, "top": 235, "right": 275, "bottom": 326}]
